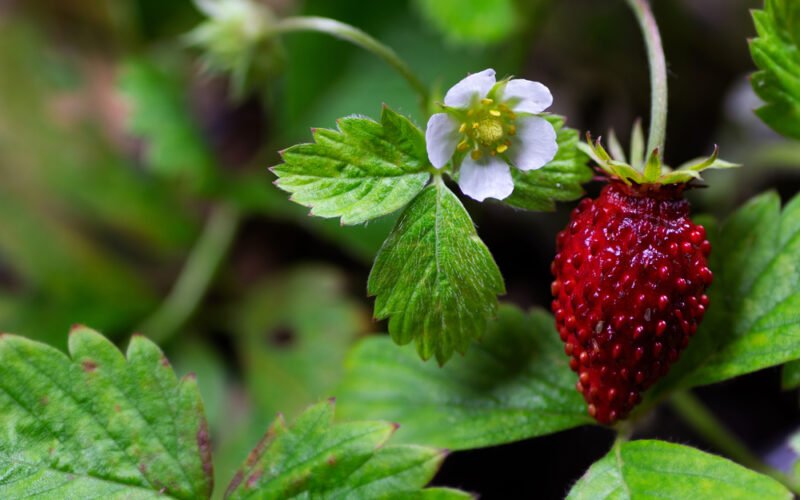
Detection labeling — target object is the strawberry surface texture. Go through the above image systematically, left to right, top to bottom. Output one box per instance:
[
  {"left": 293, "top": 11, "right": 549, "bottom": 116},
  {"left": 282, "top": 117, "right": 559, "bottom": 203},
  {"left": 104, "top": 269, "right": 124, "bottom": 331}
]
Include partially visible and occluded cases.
[{"left": 551, "top": 181, "right": 712, "bottom": 424}]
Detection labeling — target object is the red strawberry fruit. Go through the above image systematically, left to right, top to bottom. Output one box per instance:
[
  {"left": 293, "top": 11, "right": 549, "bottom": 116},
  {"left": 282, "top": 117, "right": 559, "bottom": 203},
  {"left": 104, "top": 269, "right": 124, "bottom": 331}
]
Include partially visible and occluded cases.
[{"left": 551, "top": 137, "right": 734, "bottom": 424}]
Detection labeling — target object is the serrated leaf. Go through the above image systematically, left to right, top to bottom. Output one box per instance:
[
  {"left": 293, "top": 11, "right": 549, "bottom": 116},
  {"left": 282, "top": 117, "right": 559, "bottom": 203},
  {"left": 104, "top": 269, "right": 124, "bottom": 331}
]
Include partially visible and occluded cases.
[
  {"left": 413, "top": 0, "right": 519, "bottom": 45},
  {"left": 750, "top": 0, "right": 800, "bottom": 139},
  {"left": 119, "top": 59, "right": 217, "bottom": 184},
  {"left": 273, "top": 106, "right": 431, "bottom": 225},
  {"left": 505, "top": 116, "right": 593, "bottom": 211},
  {"left": 607, "top": 129, "right": 627, "bottom": 165},
  {"left": 367, "top": 181, "right": 505, "bottom": 364},
  {"left": 653, "top": 192, "right": 800, "bottom": 392},
  {"left": 337, "top": 305, "right": 592, "bottom": 450},
  {"left": 0, "top": 328, "right": 213, "bottom": 499},
  {"left": 223, "top": 400, "right": 463, "bottom": 499},
  {"left": 568, "top": 440, "right": 791, "bottom": 500}
]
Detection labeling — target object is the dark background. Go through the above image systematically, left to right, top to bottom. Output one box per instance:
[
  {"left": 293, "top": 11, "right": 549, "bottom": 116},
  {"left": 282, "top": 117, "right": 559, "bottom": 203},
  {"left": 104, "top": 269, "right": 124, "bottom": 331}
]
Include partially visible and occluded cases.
[{"left": 1, "top": 0, "right": 798, "bottom": 498}]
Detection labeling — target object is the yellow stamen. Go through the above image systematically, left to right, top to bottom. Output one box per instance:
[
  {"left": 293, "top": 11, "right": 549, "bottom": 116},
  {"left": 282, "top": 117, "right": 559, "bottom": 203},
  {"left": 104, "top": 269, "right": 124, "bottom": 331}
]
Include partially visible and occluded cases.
[
  {"left": 481, "top": 98, "right": 494, "bottom": 105},
  {"left": 489, "top": 110, "right": 502, "bottom": 117},
  {"left": 472, "top": 122, "right": 479, "bottom": 129},
  {"left": 458, "top": 123, "right": 467, "bottom": 133},
  {"left": 457, "top": 140, "right": 470, "bottom": 152},
  {"left": 496, "top": 144, "right": 509, "bottom": 154},
  {"left": 471, "top": 150, "right": 483, "bottom": 161}
]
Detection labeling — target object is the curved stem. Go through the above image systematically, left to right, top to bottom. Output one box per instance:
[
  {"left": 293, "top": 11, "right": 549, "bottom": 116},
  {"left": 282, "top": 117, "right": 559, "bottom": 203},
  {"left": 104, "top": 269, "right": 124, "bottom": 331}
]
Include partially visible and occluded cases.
[
  {"left": 625, "top": 0, "right": 668, "bottom": 159},
  {"left": 271, "top": 16, "right": 430, "bottom": 112},
  {"left": 139, "top": 204, "right": 240, "bottom": 344},
  {"left": 670, "top": 391, "right": 800, "bottom": 495}
]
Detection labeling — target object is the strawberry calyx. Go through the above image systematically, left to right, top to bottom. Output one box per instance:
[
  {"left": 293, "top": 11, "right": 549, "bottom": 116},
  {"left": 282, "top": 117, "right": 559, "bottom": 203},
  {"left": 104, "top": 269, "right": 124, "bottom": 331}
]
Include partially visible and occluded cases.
[{"left": 578, "top": 123, "right": 739, "bottom": 187}]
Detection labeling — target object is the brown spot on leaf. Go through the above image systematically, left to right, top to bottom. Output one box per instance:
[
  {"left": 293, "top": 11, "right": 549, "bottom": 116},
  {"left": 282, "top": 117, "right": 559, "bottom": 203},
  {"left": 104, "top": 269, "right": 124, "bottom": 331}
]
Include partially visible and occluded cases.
[
  {"left": 70, "top": 324, "right": 86, "bottom": 335},
  {"left": 266, "top": 325, "right": 296, "bottom": 349},
  {"left": 160, "top": 355, "right": 171, "bottom": 368},
  {"left": 82, "top": 360, "right": 97, "bottom": 372},
  {"left": 40, "top": 396, "right": 49, "bottom": 406},
  {"left": 114, "top": 404, "right": 121, "bottom": 413},
  {"left": 197, "top": 419, "right": 213, "bottom": 480},
  {"left": 327, "top": 455, "right": 337, "bottom": 466},
  {"left": 246, "top": 470, "right": 263, "bottom": 489}
]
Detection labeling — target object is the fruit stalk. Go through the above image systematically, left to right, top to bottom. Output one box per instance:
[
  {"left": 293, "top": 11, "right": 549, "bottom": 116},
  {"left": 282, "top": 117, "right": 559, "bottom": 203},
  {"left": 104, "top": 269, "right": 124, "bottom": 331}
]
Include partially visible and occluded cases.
[{"left": 625, "top": 0, "right": 668, "bottom": 159}]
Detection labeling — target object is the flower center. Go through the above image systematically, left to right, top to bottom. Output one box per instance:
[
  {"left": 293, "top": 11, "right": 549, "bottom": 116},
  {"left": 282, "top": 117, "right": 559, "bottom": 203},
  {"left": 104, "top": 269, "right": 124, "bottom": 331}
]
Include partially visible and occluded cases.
[
  {"left": 453, "top": 98, "right": 517, "bottom": 161},
  {"left": 475, "top": 119, "right": 504, "bottom": 145}
]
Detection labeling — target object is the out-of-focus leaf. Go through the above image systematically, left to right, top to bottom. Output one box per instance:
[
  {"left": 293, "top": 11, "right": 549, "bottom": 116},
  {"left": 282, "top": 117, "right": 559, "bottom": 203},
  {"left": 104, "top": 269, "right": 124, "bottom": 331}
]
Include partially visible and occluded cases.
[
  {"left": 413, "top": 0, "right": 519, "bottom": 45},
  {"left": 750, "top": 0, "right": 800, "bottom": 139},
  {"left": 0, "top": 22, "right": 198, "bottom": 344},
  {"left": 119, "top": 58, "right": 217, "bottom": 186},
  {"left": 273, "top": 106, "right": 431, "bottom": 225},
  {"left": 505, "top": 115, "right": 592, "bottom": 211},
  {"left": 368, "top": 182, "right": 505, "bottom": 364},
  {"left": 653, "top": 192, "right": 800, "bottom": 394},
  {"left": 234, "top": 266, "right": 370, "bottom": 420},
  {"left": 337, "top": 305, "right": 591, "bottom": 450},
  {"left": 0, "top": 327, "right": 213, "bottom": 498},
  {"left": 782, "top": 360, "right": 800, "bottom": 390},
  {"left": 224, "top": 400, "right": 466, "bottom": 499},
  {"left": 568, "top": 440, "right": 791, "bottom": 500}
]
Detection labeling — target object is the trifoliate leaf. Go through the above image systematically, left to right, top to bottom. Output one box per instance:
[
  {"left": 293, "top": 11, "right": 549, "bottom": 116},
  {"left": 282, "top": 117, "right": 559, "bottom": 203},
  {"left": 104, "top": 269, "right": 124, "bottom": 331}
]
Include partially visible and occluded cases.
[
  {"left": 413, "top": 0, "right": 519, "bottom": 45},
  {"left": 750, "top": 0, "right": 800, "bottom": 140},
  {"left": 119, "top": 60, "right": 217, "bottom": 186},
  {"left": 273, "top": 106, "right": 432, "bottom": 225},
  {"left": 505, "top": 116, "right": 592, "bottom": 211},
  {"left": 367, "top": 181, "right": 505, "bottom": 364},
  {"left": 654, "top": 192, "right": 800, "bottom": 392},
  {"left": 337, "top": 306, "right": 591, "bottom": 450},
  {"left": 0, "top": 327, "right": 213, "bottom": 499},
  {"left": 223, "top": 400, "right": 466, "bottom": 499},
  {"left": 568, "top": 440, "right": 791, "bottom": 500}
]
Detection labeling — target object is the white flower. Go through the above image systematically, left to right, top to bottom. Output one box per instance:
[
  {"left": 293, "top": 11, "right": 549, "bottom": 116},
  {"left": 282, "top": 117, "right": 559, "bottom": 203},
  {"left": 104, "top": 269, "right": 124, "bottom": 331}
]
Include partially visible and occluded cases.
[{"left": 425, "top": 68, "right": 558, "bottom": 202}]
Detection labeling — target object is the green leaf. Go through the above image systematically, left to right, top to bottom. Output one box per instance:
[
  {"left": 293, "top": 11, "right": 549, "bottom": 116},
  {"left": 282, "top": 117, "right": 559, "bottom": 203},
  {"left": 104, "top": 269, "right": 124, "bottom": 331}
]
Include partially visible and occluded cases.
[
  {"left": 413, "top": 0, "right": 520, "bottom": 45},
  {"left": 750, "top": 0, "right": 800, "bottom": 139},
  {"left": 119, "top": 59, "right": 217, "bottom": 185},
  {"left": 273, "top": 106, "right": 432, "bottom": 225},
  {"left": 505, "top": 116, "right": 593, "bottom": 211},
  {"left": 629, "top": 119, "right": 645, "bottom": 171},
  {"left": 643, "top": 148, "right": 662, "bottom": 182},
  {"left": 368, "top": 181, "right": 505, "bottom": 364},
  {"left": 654, "top": 192, "right": 800, "bottom": 392},
  {"left": 232, "top": 266, "right": 369, "bottom": 420},
  {"left": 337, "top": 305, "right": 591, "bottom": 450},
  {"left": 0, "top": 327, "right": 213, "bottom": 499},
  {"left": 782, "top": 359, "right": 800, "bottom": 390},
  {"left": 223, "top": 400, "right": 464, "bottom": 499},
  {"left": 568, "top": 440, "right": 791, "bottom": 500}
]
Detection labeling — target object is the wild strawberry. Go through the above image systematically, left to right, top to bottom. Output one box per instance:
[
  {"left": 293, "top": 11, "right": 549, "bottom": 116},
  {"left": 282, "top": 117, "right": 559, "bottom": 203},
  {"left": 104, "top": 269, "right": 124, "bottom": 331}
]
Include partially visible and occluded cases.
[{"left": 551, "top": 134, "right": 736, "bottom": 424}]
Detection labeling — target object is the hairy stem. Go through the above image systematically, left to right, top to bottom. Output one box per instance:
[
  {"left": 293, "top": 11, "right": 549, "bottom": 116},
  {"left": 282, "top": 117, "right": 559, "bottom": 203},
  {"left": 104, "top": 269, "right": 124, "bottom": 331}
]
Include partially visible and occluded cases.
[
  {"left": 625, "top": 0, "right": 668, "bottom": 159},
  {"left": 272, "top": 16, "right": 430, "bottom": 112},
  {"left": 139, "top": 204, "right": 240, "bottom": 344},
  {"left": 670, "top": 391, "right": 800, "bottom": 494}
]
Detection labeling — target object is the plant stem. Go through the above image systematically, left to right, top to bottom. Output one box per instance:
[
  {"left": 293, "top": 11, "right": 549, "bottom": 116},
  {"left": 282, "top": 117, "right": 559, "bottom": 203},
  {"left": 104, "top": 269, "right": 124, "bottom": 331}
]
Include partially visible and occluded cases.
[
  {"left": 625, "top": 0, "right": 668, "bottom": 159},
  {"left": 272, "top": 16, "right": 430, "bottom": 112},
  {"left": 139, "top": 204, "right": 240, "bottom": 344},
  {"left": 670, "top": 391, "right": 800, "bottom": 494}
]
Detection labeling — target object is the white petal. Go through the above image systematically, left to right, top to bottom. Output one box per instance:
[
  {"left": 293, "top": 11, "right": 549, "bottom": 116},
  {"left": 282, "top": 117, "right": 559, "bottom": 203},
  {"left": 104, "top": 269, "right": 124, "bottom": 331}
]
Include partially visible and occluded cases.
[
  {"left": 444, "top": 69, "right": 497, "bottom": 108},
  {"left": 503, "top": 79, "right": 553, "bottom": 114},
  {"left": 425, "top": 113, "right": 460, "bottom": 169},
  {"left": 509, "top": 116, "right": 558, "bottom": 171},
  {"left": 458, "top": 155, "right": 514, "bottom": 202}
]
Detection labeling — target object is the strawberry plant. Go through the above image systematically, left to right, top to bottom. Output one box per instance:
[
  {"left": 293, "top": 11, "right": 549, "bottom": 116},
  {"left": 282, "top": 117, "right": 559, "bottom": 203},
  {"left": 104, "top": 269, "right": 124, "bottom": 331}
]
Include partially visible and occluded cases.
[{"left": 0, "top": 0, "right": 799, "bottom": 498}]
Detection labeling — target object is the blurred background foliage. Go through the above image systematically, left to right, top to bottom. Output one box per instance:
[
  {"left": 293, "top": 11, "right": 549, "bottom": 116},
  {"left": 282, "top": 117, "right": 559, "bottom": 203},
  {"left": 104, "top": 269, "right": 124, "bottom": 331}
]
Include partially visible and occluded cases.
[{"left": 0, "top": 0, "right": 798, "bottom": 497}]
